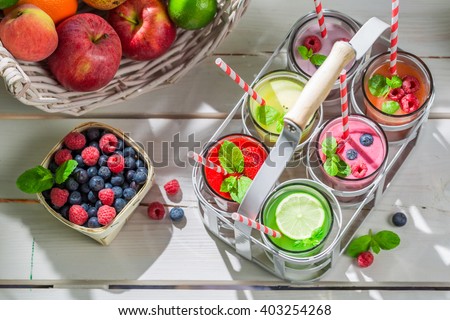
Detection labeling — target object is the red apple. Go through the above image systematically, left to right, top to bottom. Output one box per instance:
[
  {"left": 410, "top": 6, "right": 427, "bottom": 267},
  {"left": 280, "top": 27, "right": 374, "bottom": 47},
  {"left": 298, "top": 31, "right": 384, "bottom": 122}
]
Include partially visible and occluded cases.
[
  {"left": 107, "top": 0, "right": 176, "bottom": 61},
  {"left": 0, "top": 4, "right": 58, "bottom": 62},
  {"left": 47, "top": 13, "right": 122, "bottom": 92}
]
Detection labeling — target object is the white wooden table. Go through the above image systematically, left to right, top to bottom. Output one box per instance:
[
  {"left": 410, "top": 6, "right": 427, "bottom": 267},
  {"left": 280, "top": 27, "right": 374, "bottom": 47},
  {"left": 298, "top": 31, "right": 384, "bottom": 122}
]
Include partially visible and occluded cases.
[{"left": 1, "top": 0, "right": 450, "bottom": 299}]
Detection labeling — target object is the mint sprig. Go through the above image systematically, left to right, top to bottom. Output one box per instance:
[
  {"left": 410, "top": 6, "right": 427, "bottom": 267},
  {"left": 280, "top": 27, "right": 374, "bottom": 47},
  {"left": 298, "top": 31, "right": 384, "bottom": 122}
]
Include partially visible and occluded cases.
[
  {"left": 298, "top": 45, "right": 327, "bottom": 66},
  {"left": 369, "top": 74, "right": 403, "bottom": 97},
  {"left": 382, "top": 101, "right": 400, "bottom": 114},
  {"left": 255, "top": 105, "right": 285, "bottom": 133},
  {"left": 321, "top": 137, "right": 350, "bottom": 177},
  {"left": 218, "top": 141, "right": 244, "bottom": 174},
  {"left": 16, "top": 159, "right": 78, "bottom": 194},
  {"left": 346, "top": 229, "right": 400, "bottom": 257}
]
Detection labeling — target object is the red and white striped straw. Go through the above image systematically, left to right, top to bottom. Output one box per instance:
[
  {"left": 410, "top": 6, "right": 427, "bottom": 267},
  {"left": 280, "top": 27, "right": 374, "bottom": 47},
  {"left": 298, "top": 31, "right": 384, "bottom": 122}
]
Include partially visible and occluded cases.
[
  {"left": 314, "top": 0, "right": 327, "bottom": 38},
  {"left": 390, "top": 0, "right": 399, "bottom": 74},
  {"left": 215, "top": 58, "right": 266, "bottom": 106},
  {"left": 340, "top": 69, "right": 349, "bottom": 141},
  {"left": 188, "top": 151, "right": 223, "bottom": 174},
  {"left": 231, "top": 212, "right": 282, "bottom": 239}
]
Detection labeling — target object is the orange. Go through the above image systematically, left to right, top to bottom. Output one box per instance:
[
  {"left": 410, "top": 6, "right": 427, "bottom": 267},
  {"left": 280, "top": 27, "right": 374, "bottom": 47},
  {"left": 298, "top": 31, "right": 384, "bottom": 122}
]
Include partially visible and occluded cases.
[{"left": 3, "top": 0, "right": 78, "bottom": 24}]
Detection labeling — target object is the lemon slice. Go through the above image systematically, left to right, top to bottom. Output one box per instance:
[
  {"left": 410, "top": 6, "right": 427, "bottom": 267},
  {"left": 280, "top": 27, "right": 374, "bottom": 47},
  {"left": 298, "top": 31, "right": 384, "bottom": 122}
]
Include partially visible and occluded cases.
[{"left": 275, "top": 193, "right": 326, "bottom": 240}]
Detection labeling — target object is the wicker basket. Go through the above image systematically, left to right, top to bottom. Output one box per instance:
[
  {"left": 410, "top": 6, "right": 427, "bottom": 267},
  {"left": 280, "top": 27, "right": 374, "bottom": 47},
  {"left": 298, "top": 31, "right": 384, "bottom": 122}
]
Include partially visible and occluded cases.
[
  {"left": 0, "top": 0, "right": 250, "bottom": 115},
  {"left": 37, "top": 122, "right": 155, "bottom": 245}
]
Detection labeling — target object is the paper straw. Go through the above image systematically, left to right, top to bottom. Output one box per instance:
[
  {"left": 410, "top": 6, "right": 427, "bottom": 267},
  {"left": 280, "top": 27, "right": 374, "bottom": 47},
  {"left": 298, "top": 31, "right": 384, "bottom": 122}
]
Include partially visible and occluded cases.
[
  {"left": 314, "top": 0, "right": 327, "bottom": 38},
  {"left": 390, "top": 0, "right": 399, "bottom": 74},
  {"left": 215, "top": 58, "right": 266, "bottom": 106},
  {"left": 340, "top": 69, "right": 349, "bottom": 141},
  {"left": 188, "top": 151, "right": 223, "bottom": 174},
  {"left": 231, "top": 212, "right": 282, "bottom": 238}
]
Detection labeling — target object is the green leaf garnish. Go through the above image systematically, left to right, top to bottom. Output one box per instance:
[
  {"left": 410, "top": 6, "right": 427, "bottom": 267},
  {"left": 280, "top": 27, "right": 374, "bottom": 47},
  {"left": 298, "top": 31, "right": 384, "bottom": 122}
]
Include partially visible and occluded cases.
[
  {"left": 298, "top": 45, "right": 312, "bottom": 60},
  {"left": 298, "top": 46, "right": 327, "bottom": 67},
  {"left": 310, "top": 54, "right": 327, "bottom": 66},
  {"left": 368, "top": 74, "right": 389, "bottom": 97},
  {"left": 386, "top": 75, "right": 402, "bottom": 89},
  {"left": 382, "top": 101, "right": 400, "bottom": 114},
  {"left": 255, "top": 105, "right": 283, "bottom": 126},
  {"left": 276, "top": 117, "right": 284, "bottom": 133},
  {"left": 321, "top": 136, "right": 350, "bottom": 177},
  {"left": 321, "top": 137, "right": 337, "bottom": 158},
  {"left": 218, "top": 141, "right": 244, "bottom": 174},
  {"left": 324, "top": 158, "right": 338, "bottom": 176},
  {"left": 336, "top": 158, "right": 351, "bottom": 177},
  {"left": 55, "top": 160, "right": 78, "bottom": 184},
  {"left": 16, "top": 166, "right": 54, "bottom": 194},
  {"left": 220, "top": 176, "right": 238, "bottom": 193},
  {"left": 230, "top": 176, "right": 253, "bottom": 203},
  {"left": 346, "top": 229, "right": 400, "bottom": 257},
  {"left": 373, "top": 230, "right": 401, "bottom": 250},
  {"left": 346, "top": 234, "right": 371, "bottom": 257}
]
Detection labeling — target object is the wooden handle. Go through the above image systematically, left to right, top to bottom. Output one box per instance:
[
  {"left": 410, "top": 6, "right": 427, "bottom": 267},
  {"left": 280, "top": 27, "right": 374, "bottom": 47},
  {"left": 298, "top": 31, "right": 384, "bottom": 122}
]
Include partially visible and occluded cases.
[{"left": 285, "top": 41, "right": 356, "bottom": 129}]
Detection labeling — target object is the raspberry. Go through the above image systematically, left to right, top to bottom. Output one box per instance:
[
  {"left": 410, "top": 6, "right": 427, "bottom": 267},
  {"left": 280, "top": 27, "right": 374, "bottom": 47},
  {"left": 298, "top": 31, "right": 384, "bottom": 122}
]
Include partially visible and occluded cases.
[
  {"left": 303, "top": 35, "right": 322, "bottom": 53},
  {"left": 402, "top": 75, "right": 420, "bottom": 94},
  {"left": 388, "top": 87, "right": 405, "bottom": 102},
  {"left": 400, "top": 94, "right": 420, "bottom": 113},
  {"left": 64, "top": 132, "right": 86, "bottom": 150},
  {"left": 99, "top": 133, "right": 118, "bottom": 154},
  {"left": 81, "top": 146, "right": 100, "bottom": 166},
  {"left": 242, "top": 147, "right": 265, "bottom": 179},
  {"left": 54, "top": 149, "right": 72, "bottom": 166},
  {"left": 107, "top": 154, "right": 125, "bottom": 174},
  {"left": 351, "top": 162, "right": 368, "bottom": 178},
  {"left": 164, "top": 179, "right": 180, "bottom": 195},
  {"left": 50, "top": 188, "right": 69, "bottom": 207},
  {"left": 98, "top": 188, "right": 115, "bottom": 206},
  {"left": 148, "top": 201, "right": 166, "bottom": 220},
  {"left": 69, "top": 205, "right": 88, "bottom": 225},
  {"left": 97, "top": 205, "right": 117, "bottom": 226},
  {"left": 357, "top": 251, "right": 374, "bottom": 268}
]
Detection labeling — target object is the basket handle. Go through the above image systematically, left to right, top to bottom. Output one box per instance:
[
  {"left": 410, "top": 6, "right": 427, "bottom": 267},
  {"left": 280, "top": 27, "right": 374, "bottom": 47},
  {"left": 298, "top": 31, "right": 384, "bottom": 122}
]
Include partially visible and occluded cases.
[
  {"left": 0, "top": 41, "right": 31, "bottom": 99},
  {"left": 284, "top": 41, "right": 355, "bottom": 129}
]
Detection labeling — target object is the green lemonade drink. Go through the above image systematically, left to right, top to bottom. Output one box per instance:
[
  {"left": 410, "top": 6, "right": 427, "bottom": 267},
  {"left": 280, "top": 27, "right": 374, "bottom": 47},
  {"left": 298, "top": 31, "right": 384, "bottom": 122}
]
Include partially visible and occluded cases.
[{"left": 261, "top": 182, "right": 333, "bottom": 256}]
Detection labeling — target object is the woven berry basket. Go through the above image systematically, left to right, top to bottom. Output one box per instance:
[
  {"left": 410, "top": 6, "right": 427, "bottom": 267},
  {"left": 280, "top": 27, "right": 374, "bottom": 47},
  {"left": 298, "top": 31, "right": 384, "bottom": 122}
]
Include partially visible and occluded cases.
[
  {"left": 0, "top": 0, "right": 250, "bottom": 115},
  {"left": 37, "top": 122, "right": 155, "bottom": 245}
]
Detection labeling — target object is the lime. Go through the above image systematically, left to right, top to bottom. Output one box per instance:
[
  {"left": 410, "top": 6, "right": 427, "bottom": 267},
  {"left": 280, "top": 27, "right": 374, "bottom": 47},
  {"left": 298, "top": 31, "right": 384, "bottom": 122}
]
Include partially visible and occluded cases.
[
  {"left": 0, "top": 0, "right": 18, "bottom": 10},
  {"left": 168, "top": 0, "right": 217, "bottom": 30},
  {"left": 275, "top": 192, "right": 326, "bottom": 240}
]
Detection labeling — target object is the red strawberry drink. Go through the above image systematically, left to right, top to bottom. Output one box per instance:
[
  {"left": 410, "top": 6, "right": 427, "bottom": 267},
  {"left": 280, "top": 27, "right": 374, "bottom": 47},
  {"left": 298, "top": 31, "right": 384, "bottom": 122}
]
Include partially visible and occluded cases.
[
  {"left": 354, "top": 51, "right": 434, "bottom": 142},
  {"left": 203, "top": 134, "right": 269, "bottom": 212}
]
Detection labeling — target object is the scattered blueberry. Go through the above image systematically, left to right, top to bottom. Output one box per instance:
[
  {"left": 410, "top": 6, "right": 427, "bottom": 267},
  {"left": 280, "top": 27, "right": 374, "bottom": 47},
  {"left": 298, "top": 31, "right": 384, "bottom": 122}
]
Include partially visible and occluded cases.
[
  {"left": 87, "top": 128, "right": 100, "bottom": 141},
  {"left": 360, "top": 133, "right": 374, "bottom": 146},
  {"left": 117, "top": 139, "right": 124, "bottom": 152},
  {"left": 88, "top": 141, "right": 100, "bottom": 150},
  {"left": 123, "top": 147, "right": 136, "bottom": 158},
  {"left": 346, "top": 149, "right": 358, "bottom": 160},
  {"left": 74, "top": 154, "right": 85, "bottom": 167},
  {"left": 98, "top": 155, "right": 108, "bottom": 167},
  {"left": 124, "top": 156, "right": 136, "bottom": 170},
  {"left": 135, "top": 159, "right": 144, "bottom": 168},
  {"left": 48, "top": 161, "right": 58, "bottom": 173},
  {"left": 87, "top": 166, "right": 98, "bottom": 178},
  {"left": 98, "top": 166, "right": 111, "bottom": 180},
  {"left": 136, "top": 167, "right": 148, "bottom": 175},
  {"left": 73, "top": 168, "right": 89, "bottom": 184},
  {"left": 126, "top": 170, "right": 135, "bottom": 182},
  {"left": 133, "top": 171, "right": 147, "bottom": 185},
  {"left": 111, "top": 174, "right": 125, "bottom": 186},
  {"left": 89, "top": 176, "right": 105, "bottom": 192},
  {"left": 65, "top": 177, "right": 79, "bottom": 191},
  {"left": 129, "top": 181, "right": 139, "bottom": 190},
  {"left": 105, "top": 182, "right": 113, "bottom": 189},
  {"left": 80, "top": 183, "right": 90, "bottom": 194},
  {"left": 112, "top": 186, "right": 123, "bottom": 199},
  {"left": 123, "top": 187, "right": 136, "bottom": 200},
  {"left": 42, "top": 189, "right": 51, "bottom": 199},
  {"left": 88, "top": 190, "right": 98, "bottom": 203},
  {"left": 69, "top": 191, "right": 82, "bottom": 205},
  {"left": 114, "top": 198, "right": 127, "bottom": 212},
  {"left": 95, "top": 200, "right": 102, "bottom": 209},
  {"left": 81, "top": 203, "right": 90, "bottom": 212},
  {"left": 59, "top": 205, "right": 70, "bottom": 219},
  {"left": 87, "top": 207, "right": 98, "bottom": 218},
  {"left": 169, "top": 207, "right": 185, "bottom": 221},
  {"left": 392, "top": 212, "right": 407, "bottom": 227},
  {"left": 87, "top": 217, "right": 101, "bottom": 228}
]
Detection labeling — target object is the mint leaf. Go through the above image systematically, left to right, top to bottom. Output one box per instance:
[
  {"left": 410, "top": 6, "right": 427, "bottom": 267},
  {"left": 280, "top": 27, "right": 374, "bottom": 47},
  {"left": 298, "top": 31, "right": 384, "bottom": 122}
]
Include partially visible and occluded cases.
[
  {"left": 298, "top": 46, "right": 310, "bottom": 60},
  {"left": 310, "top": 54, "right": 327, "bottom": 66},
  {"left": 368, "top": 74, "right": 390, "bottom": 97},
  {"left": 386, "top": 75, "right": 402, "bottom": 89},
  {"left": 382, "top": 101, "right": 400, "bottom": 114},
  {"left": 255, "top": 105, "right": 282, "bottom": 126},
  {"left": 276, "top": 116, "right": 284, "bottom": 133},
  {"left": 321, "top": 136, "right": 337, "bottom": 157},
  {"left": 219, "top": 141, "right": 244, "bottom": 174},
  {"left": 324, "top": 158, "right": 338, "bottom": 176},
  {"left": 336, "top": 159, "right": 351, "bottom": 177},
  {"left": 55, "top": 160, "right": 78, "bottom": 184},
  {"left": 16, "top": 166, "right": 54, "bottom": 194},
  {"left": 220, "top": 176, "right": 238, "bottom": 193},
  {"left": 229, "top": 176, "right": 253, "bottom": 204},
  {"left": 373, "top": 230, "right": 400, "bottom": 250},
  {"left": 346, "top": 234, "right": 372, "bottom": 257},
  {"left": 371, "top": 239, "right": 381, "bottom": 254}
]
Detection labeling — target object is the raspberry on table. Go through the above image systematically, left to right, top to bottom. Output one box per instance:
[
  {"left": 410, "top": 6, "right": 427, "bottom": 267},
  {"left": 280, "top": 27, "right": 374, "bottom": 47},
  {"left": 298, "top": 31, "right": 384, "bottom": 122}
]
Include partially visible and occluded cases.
[
  {"left": 302, "top": 35, "right": 322, "bottom": 53},
  {"left": 402, "top": 75, "right": 420, "bottom": 94},
  {"left": 400, "top": 94, "right": 420, "bottom": 113},
  {"left": 64, "top": 132, "right": 86, "bottom": 150},
  {"left": 99, "top": 133, "right": 118, "bottom": 154},
  {"left": 81, "top": 146, "right": 100, "bottom": 166},
  {"left": 54, "top": 149, "right": 73, "bottom": 166},
  {"left": 107, "top": 154, "right": 125, "bottom": 174},
  {"left": 351, "top": 162, "right": 368, "bottom": 178},
  {"left": 164, "top": 179, "right": 180, "bottom": 195},
  {"left": 50, "top": 187, "right": 69, "bottom": 208},
  {"left": 98, "top": 188, "right": 115, "bottom": 206},
  {"left": 148, "top": 201, "right": 166, "bottom": 220},
  {"left": 69, "top": 205, "right": 88, "bottom": 226},
  {"left": 97, "top": 205, "right": 117, "bottom": 226},
  {"left": 169, "top": 207, "right": 185, "bottom": 221},
  {"left": 357, "top": 251, "right": 374, "bottom": 268}
]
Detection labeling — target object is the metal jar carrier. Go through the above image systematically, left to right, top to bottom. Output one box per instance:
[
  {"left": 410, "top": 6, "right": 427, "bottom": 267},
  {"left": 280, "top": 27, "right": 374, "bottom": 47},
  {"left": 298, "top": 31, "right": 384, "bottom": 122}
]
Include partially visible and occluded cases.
[{"left": 192, "top": 11, "right": 435, "bottom": 282}]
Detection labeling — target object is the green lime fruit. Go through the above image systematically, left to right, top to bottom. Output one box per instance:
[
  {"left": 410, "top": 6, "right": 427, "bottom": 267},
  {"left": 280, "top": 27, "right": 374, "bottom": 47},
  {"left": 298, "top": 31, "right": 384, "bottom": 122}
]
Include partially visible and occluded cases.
[
  {"left": 0, "top": 0, "right": 18, "bottom": 10},
  {"left": 168, "top": 0, "right": 218, "bottom": 30},
  {"left": 275, "top": 193, "right": 326, "bottom": 240}
]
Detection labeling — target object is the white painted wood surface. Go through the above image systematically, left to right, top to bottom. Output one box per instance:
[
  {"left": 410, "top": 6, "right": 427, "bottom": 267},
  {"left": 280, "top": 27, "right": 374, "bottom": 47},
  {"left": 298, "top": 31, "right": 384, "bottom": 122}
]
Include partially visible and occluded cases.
[{"left": 1, "top": 0, "right": 450, "bottom": 299}]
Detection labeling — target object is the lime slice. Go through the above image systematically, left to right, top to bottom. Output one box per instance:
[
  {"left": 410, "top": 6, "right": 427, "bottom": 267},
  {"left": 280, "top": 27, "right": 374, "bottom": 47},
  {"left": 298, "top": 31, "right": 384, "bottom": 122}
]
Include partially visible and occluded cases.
[{"left": 275, "top": 193, "right": 326, "bottom": 240}]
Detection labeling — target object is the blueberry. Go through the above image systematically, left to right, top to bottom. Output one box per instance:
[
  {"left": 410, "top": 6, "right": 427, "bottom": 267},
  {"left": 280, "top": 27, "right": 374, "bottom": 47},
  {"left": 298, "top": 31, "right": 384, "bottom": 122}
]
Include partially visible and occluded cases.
[
  {"left": 87, "top": 128, "right": 100, "bottom": 141},
  {"left": 360, "top": 133, "right": 374, "bottom": 146},
  {"left": 117, "top": 139, "right": 124, "bottom": 152},
  {"left": 89, "top": 141, "right": 100, "bottom": 151},
  {"left": 124, "top": 147, "right": 136, "bottom": 158},
  {"left": 346, "top": 149, "right": 358, "bottom": 160},
  {"left": 74, "top": 154, "right": 85, "bottom": 167},
  {"left": 98, "top": 155, "right": 108, "bottom": 167},
  {"left": 124, "top": 156, "right": 136, "bottom": 170},
  {"left": 135, "top": 159, "right": 145, "bottom": 168},
  {"left": 49, "top": 161, "right": 58, "bottom": 173},
  {"left": 87, "top": 166, "right": 98, "bottom": 178},
  {"left": 98, "top": 166, "right": 111, "bottom": 180},
  {"left": 136, "top": 167, "right": 148, "bottom": 175},
  {"left": 73, "top": 168, "right": 89, "bottom": 184},
  {"left": 126, "top": 170, "right": 136, "bottom": 182},
  {"left": 133, "top": 171, "right": 147, "bottom": 185},
  {"left": 111, "top": 174, "right": 125, "bottom": 186},
  {"left": 89, "top": 176, "right": 105, "bottom": 192},
  {"left": 65, "top": 177, "right": 79, "bottom": 191},
  {"left": 129, "top": 181, "right": 139, "bottom": 190},
  {"left": 105, "top": 182, "right": 113, "bottom": 189},
  {"left": 122, "top": 182, "right": 130, "bottom": 189},
  {"left": 80, "top": 183, "right": 90, "bottom": 194},
  {"left": 112, "top": 186, "right": 123, "bottom": 199},
  {"left": 123, "top": 187, "right": 136, "bottom": 200},
  {"left": 42, "top": 189, "right": 51, "bottom": 199},
  {"left": 88, "top": 190, "right": 98, "bottom": 203},
  {"left": 69, "top": 191, "right": 82, "bottom": 205},
  {"left": 114, "top": 198, "right": 127, "bottom": 212},
  {"left": 95, "top": 200, "right": 102, "bottom": 209},
  {"left": 81, "top": 203, "right": 90, "bottom": 212},
  {"left": 59, "top": 205, "right": 70, "bottom": 219},
  {"left": 87, "top": 207, "right": 98, "bottom": 218},
  {"left": 169, "top": 207, "right": 184, "bottom": 221},
  {"left": 392, "top": 212, "right": 407, "bottom": 227},
  {"left": 87, "top": 217, "right": 101, "bottom": 228}
]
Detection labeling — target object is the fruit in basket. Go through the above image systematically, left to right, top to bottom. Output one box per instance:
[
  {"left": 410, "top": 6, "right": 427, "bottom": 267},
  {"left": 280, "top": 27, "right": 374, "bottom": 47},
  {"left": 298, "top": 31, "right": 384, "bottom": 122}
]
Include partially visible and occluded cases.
[
  {"left": 0, "top": 0, "right": 18, "bottom": 10},
  {"left": 3, "top": 0, "right": 78, "bottom": 24},
  {"left": 83, "top": 0, "right": 126, "bottom": 10},
  {"left": 107, "top": 0, "right": 177, "bottom": 60},
  {"left": 168, "top": 0, "right": 217, "bottom": 30},
  {"left": 0, "top": 4, "right": 58, "bottom": 62},
  {"left": 47, "top": 13, "right": 122, "bottom": 92}
]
